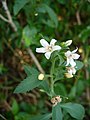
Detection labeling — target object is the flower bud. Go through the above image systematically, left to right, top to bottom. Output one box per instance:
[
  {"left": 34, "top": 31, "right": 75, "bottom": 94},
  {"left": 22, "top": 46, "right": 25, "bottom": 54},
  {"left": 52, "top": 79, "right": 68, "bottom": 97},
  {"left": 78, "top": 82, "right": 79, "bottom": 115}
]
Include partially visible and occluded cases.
[
  {"left": 65, "top": 40, "right": 72, "bottom": 46},
  {"left": 38, "top": 73, "right": 44, "bottom": 80},
  {"left": 65, "top": 73, "right": 73, "bottom": 78}
]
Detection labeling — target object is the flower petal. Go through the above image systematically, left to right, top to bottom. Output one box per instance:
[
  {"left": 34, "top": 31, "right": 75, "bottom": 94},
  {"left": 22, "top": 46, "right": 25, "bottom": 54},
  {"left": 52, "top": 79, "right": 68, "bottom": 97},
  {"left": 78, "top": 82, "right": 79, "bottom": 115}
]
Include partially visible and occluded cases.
[
  {"left": 40, "top": 39, "right": 49, "bottom": 47},
  {"left": 50, "top": 39, "right": 57, "bottom": 45},
  {"left": 53, "top": 45, "right": 61, "bottom": 51},
  {"left": 36, "top": 47, "right": 46, "bottom": 53},
  {"left": 72, "top": 48, "right": 78, "bottom": 53},
  {"left": 65, "top": 51, "right": 71, "bottom": 57},
  {"left": 45, "top": 52, "right": 51, "bottom": 59},
  {"left": 72, "top": 53, "right": 80, "bottom": 59},
  {"left": 66, "top": 58, "right": 70, "bottom": 66},
  {"left": 69, "top": 58, "right": 76, "bottom": 67},
  {"left": 72, "top": 67, "right": 76, "bottom": 74},
  {"left": 68, "top": 69, "right": 73, "bottom": 75}
]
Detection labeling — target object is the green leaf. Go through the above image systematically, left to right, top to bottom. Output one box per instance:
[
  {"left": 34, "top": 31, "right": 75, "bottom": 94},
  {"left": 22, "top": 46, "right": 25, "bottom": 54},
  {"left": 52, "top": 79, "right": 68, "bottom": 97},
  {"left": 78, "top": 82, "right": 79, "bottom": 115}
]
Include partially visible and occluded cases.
[
  {"left": 13, "top": 0, "right": 30, "bottom": 15},
  {"left": 57, "top": 0, "right": 68, "bottom": 4},
  {"left": 37, "top": 4, "right": 58, "bottom": 28},
  {"left": 22, "top": 26, "right": 37, "bottom": 47},
  {"left": 79, "top": 26, "right": 90, "bottom": 43},
  {"left": 76, "top": 61, "right": 84, "bottom": 70},
  {"left": 24, "top": 65, "right": 39, "bottom": 76},
  {"left": 14, "top": 75, "right": 42, "bottom": 93},
  {"left": 39, "top": 80, "right": 50, "bottom": 95},
  {"left": 54, "top": 83, "right": 67, "bottom": 96},
  {"left": 69, "top": 85, "right": 76, "bottom": 99},
  {"left": 12, "top": 99, "right": 19, "bottom": 115},
  {"left": 52, "top": 103, "right": 63, "bottom": 120},
  {"left": 61, "top": 103, "right": 85, "bottom": 120},
  {"left": 15, "top": 112, "right": 31, "bottom": 120},
  {"left": 31, "top": 113, "right": 51, "bottom": 120}
]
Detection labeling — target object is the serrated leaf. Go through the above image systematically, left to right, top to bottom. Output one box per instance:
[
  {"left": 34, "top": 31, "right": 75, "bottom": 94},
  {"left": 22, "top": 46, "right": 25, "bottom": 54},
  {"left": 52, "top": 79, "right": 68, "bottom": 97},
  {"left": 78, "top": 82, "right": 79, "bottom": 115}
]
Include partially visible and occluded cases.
[
  {"left": 13, "top": 0, "right": 30, "bottom": 15},
  {"left": 24, "top": 65, "right": 39, "bottom": 76},
  {"left": 14, "top": 75, "right": 42, "bottom": 93},
  {"left": 52, "top": 103, "right": 63, "bottom": 120},
  {"left": 61, "top": 103, "right": 85, "bottom": 120},
  {"left": 31, "top": 113, "right": 51, "bottom": 120}
]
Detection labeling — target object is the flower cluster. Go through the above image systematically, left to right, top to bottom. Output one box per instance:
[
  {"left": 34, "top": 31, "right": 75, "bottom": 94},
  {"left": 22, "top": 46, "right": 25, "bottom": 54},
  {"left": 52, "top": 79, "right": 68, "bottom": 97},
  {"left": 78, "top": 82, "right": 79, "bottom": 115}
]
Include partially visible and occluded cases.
[
  {"left": 36, "top": 39, "right": 80, "bottom": 78},
  {"left": 65, "top": 48, "right": 80, "bottom": 77},
  {"left": 51, "top": 95, "right": 62, "bottom": 106}
]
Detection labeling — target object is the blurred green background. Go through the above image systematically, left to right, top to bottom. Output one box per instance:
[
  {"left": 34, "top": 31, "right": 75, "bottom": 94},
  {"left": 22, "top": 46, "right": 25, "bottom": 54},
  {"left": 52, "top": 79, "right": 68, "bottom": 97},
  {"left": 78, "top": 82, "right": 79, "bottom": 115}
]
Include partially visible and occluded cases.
[{"left": 0, "top": 0, "right": 90, "bottom": 120}]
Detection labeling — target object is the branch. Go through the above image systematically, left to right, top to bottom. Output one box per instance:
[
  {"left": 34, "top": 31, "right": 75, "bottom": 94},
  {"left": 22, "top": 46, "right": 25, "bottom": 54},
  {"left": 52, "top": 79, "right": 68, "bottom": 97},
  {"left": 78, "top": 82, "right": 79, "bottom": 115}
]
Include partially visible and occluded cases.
[
  {"left": 1, "top": 0, "right": 17, "bottom": 32},
  {"left": 0, "top": 14, "right": 9, "bottom": 22},
  {"left": 27, "top": 48, "right": 45, "bottom": 73}
]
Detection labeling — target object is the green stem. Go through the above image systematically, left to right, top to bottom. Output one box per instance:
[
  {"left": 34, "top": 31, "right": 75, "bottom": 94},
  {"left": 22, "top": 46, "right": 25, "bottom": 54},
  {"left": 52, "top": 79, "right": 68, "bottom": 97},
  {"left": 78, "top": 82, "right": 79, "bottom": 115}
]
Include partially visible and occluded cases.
[{"left": 50, "top": 59, "right": 56, "bottom": 97}]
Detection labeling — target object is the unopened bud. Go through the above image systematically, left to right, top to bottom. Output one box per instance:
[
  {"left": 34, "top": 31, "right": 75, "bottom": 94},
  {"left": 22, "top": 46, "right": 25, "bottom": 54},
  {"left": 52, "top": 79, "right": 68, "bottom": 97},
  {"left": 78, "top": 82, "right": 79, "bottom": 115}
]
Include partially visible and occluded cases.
[
  {"left": 65, "top": 40, "right": 72, "bottom": 46},
  {"left": 79, "top": 48, "right": 83, "bottom": 53},
  {"left": 38, "top": 73, "right": 44, "bottom": 80},
  {"left": 65, "top": 73, "right": 73, "bottom": 78}
]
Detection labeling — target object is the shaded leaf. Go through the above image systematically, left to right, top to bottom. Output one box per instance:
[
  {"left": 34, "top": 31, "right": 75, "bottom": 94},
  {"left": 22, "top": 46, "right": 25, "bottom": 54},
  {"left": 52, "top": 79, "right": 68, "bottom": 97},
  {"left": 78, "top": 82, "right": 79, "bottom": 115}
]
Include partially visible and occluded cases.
[
  {"left": 14, "top": 0, "right": 30, "bottom": 15},
  {"left": 61, "top": 103, "right": 85, "bottom": 120},
  {"left": 31, "top": 113, "right": 51, "bottom": 120}
]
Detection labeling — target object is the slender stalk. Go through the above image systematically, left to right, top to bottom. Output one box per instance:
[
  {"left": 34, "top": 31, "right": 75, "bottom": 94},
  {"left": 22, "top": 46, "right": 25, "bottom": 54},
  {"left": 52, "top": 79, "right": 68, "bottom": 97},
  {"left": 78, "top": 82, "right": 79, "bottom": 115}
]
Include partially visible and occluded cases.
[{"left": 50, "top": 59, "right": 56, "bottom": 97}]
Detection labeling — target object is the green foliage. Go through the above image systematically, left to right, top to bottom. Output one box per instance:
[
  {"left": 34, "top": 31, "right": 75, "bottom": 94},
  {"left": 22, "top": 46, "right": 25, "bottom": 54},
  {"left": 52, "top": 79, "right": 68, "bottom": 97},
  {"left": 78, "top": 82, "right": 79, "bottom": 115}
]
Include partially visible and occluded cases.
[
  {"left": 0, "top": 0, "right": 90, "bottom": 119},
  {"left": 14, "top": 0, "right": 30, "bottom": 15},
  {"left": 37, "top": 4, "right": 58, "bottom": 28},
  {"left": 22, "top": 26, "right": 37, "bottom": 47},
  {"left": 79, "top": 26, "right": 90, "bottom": 43},
  {"left": 76, "top": 61, "right": 84, "bottom": 70},
  {"left": 14, "top": 66, "right": 42, "bottom": 93},
  {"left": 12, "top": 99, "right": 19, "bottom": 115},
  {"left": 52, "top": 103, "right": 63, "bottom": 120},
  {"left": 61, "top": 103, "right": 85, "bottom": 120},
  {"left": 31, "top": 113, "right": 51, "bottom": 120}
]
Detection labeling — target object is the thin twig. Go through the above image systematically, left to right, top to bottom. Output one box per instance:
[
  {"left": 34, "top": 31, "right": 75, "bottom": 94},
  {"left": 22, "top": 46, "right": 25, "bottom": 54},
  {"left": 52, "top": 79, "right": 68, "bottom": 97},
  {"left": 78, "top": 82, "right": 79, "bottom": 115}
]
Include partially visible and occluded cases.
[
  {"left": 0, "top": 0, "right": 45, "bottom": 73},
  {"left": 2, "top": 0, "right": 17, "bottom": 32},
  {"left": 76, "top": 10, "right": 81, "bottom": 25},
  {"left": 0, "top": 14, "right": 8, "bottom": 22},
  {"left": 27, "top": 48, "right": 45, "bottom": 73},
  {"left": 0, "top": 114, "right": 7, "bottom": 120}
]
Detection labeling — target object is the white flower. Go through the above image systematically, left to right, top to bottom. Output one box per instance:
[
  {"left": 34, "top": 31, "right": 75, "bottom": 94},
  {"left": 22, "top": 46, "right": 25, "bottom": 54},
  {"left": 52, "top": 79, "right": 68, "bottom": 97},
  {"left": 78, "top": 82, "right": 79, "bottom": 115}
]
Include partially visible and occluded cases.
[
  {"left": 36, "top": 39, "right": 61, "bottom": 59},
  {"left": 65, "top": 40, "right": 72, "bottom": 46},
  {"left": 65, "top": 48, "right": 80, "bottom": 67},
  {"left": 65, "top": 66, "right": 76, "bottom": 78},
  {"left": 67, "top": 66, "right": 76, "bottom": 75}
]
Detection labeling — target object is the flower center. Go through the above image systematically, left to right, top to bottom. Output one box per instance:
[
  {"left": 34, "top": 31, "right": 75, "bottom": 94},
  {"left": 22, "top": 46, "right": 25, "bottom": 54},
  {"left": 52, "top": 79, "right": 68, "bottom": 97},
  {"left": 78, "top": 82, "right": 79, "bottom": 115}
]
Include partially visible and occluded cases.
[{"left": 46, "top": 45, "right": 53, "bottom": 52}]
